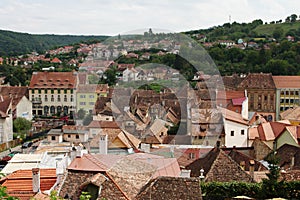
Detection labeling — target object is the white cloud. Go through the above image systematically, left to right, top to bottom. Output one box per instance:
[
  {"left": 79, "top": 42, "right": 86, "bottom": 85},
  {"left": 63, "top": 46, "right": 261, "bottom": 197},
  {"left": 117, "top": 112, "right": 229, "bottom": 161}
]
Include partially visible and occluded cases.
[{"left": 0, "top": 0, "right": 299, "bottom": 35}]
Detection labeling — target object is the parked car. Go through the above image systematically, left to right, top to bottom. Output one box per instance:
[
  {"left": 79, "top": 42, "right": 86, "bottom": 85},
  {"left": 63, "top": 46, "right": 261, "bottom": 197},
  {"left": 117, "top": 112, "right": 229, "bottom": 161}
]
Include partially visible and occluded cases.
[
  {"left": 21, "top": 141, "right": 33, "bottom": 149},
  {"left": 8, "top": 151, "right": 21, "bottom": 157}
]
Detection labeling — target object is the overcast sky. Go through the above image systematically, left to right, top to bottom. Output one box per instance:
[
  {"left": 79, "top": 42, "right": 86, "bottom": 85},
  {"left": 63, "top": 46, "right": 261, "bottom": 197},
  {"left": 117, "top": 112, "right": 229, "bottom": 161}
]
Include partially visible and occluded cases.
[{"left": 0, "top": 0, "right": 299, "bottom": 36}]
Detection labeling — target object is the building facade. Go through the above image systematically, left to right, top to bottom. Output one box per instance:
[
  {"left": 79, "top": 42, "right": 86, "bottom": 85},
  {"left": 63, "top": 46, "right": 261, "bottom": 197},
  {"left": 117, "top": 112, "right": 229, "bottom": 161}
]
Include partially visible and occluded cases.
[
  {"left": 29, "top": 72, "right": 77, "bottom": 116},
  {"left": 237, "top": 73, "right": 276, "bottom": 121},
  {"left": 272, "top": 76, "right": 300, "bottom": 120}
]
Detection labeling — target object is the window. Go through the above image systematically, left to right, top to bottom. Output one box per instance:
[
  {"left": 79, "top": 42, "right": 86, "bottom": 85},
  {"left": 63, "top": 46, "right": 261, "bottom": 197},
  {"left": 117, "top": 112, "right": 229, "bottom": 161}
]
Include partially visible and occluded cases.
[
  {"left": 38, "top": 89, "right": 41, "bottom": 94},
  {"left": 51, "top": 89, "right": 54, "bottom": 94},
  {"left": 58, "top": 89, "right": 61, "bottom": 94},
  {"left": 64, "top": 89, "right": 67, "bottom": 94},
  {"left": 280, "top": 91, "right": 285, "bottom": 95},
  {"left": 296, "top": 91, "right": 299, "bottom": 96},
  {"left": 45, "top": 95, "right": 48, "bottom": 102},
  {"left": 51, "top": 95, "right": 54, "bottom": 102},
  {"left": 57, "top": 95, "right": 61, "bottom": 102},
  {"left": 64, "top": 95, "right": 67, "bottom": 102},
  {"left": 70, "top": 95, "right": 73, "bottom": 102},
  {"left": 80, "top": 95, "right": 86, "bottom": 98},
  {"left": 89, "top": 95, "right": 94, "bottom": 98},
  {"left": 258, "top": 95, "right": 262, "bottom": 101},
  {"left": 264, "top": 95, "right": 268, "bottom": 101},
  {"left": 80, "top": 102, "right": 86, "bottom": 105},
  {"left": 89, "top": 102, "right": 94, "bottom": 105},
  {"left": 241, "top": 130, "right": 245, "bottom": 135},
  {"left": 231, "top": 131, "right": 234, "bottom": 136},
  {"left": 68, "top": 134, "right": 70, "bottom": 138},
  {"left": 76, "top": 135, "right": 79, "bottom": 139},
  {"left": 51, "top": 136, "right": 56, "bottom": 141},
  {"left": 189, "top": 153, "right": 195, "bottom": 159}
]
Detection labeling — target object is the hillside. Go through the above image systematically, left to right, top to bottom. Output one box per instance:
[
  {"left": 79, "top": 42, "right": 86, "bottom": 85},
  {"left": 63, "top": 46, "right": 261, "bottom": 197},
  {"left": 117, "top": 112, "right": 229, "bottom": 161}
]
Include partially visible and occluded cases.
[
  {"left": 186, "top": 18, "right": 300, "bottom": 41},
  {"left": 0, "top": 29, "right": 108, "bottom": 56}
]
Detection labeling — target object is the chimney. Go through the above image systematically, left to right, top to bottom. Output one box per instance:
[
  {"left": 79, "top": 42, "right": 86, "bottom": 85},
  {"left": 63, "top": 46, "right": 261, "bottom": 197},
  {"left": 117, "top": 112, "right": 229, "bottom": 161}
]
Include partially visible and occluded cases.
[
  {"left": 99, "top": 134, "right": 108, "bottom": 154},
  {"left": 76, "top": 146, "right": 83, "bottom": 158},
  {"left": 291, "top": 156, "right": 295, "bottom": 169},
  {"left": 249, "top": 160, "right": 255, "bottom": 179},
  {"left": 32, "top": 168, "right": 40, "bottom": 193},
  {"left": 180, "top": 169, "right": 191, "bottom": 178}
]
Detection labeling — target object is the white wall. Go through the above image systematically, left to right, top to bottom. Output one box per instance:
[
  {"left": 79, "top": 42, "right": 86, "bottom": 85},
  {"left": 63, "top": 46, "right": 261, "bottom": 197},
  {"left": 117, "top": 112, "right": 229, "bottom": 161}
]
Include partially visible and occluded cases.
[
  {"left": 16, "top": 96, "right": 32, "bottom": 120},
  {"left": 224, "top": 120, "right": 248, "bottom": 147}
]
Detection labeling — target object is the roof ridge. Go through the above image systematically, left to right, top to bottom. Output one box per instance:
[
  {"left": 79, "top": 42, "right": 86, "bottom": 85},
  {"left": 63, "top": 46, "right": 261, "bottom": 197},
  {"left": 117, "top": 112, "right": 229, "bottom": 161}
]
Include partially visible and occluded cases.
[
  {"left": 85, "top": 154, "right": 109, "bottom": 171},
  {"left": 105, "top": 172, "right": 131, "bottom": 200}
]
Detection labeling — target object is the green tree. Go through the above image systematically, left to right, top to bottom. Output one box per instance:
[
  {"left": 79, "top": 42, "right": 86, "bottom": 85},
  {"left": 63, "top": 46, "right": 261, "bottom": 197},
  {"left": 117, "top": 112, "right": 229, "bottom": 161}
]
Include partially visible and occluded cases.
[
  {"left": 290, "top": 14, "right": 298, "bottom": 22},
  {"left": 273, "top": 27, "right": 284, "bottom": 40},
  {"left": 77, "top": 109, "right": 86, "bottom": 120},
  {"left": 82, "top": 114, "right": 93, "bottom": 126},
  {"left": 13, "top": 117, "right": 32, "bottom": 134},
  {"left": 0, "top": 186, "right": 19, "bottom": 199},
  {"left": 80, "top": 191, "right": 92, "bottom": 200}
]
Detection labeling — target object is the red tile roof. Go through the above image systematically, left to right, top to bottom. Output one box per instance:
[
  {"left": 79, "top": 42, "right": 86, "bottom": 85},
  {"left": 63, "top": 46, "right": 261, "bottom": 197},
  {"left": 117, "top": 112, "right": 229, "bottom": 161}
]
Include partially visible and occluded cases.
[
  {"left": 29, "top": 72, "right": 77, "bottom": 89},
  {"left": 273, "top": 76, "right": 300, "bottom": 88},
  {"left": 232, "top": 97, "right": 246, "bottom": 106},
  {"left": 1, "top": 168, "right": 57, "bottom": 200}
]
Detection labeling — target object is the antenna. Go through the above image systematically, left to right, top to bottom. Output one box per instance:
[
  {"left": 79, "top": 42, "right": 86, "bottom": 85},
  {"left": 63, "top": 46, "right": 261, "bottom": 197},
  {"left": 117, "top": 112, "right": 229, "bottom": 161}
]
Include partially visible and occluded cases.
[{"left": 229, "top": 15, "right": 231, "bottom": 23}]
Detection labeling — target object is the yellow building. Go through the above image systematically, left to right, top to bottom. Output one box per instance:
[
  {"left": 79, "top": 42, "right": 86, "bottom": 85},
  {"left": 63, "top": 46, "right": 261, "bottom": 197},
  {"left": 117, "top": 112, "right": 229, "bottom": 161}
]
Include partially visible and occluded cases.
[{"left": 76, "top": 84, "right": 109, "bottom": 114}]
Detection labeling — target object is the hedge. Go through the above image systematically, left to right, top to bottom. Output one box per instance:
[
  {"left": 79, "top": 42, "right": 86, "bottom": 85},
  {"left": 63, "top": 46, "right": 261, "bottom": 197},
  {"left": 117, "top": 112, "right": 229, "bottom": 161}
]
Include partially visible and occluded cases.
[{"left": 201, "top": 181, "right": 300, "bottom": 200}]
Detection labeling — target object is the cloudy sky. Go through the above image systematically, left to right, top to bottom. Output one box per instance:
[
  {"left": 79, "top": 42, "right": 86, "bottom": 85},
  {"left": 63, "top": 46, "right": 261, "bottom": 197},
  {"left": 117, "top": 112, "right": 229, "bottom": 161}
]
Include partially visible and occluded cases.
[{"left": 0, "top": 0, "right": 299, "bottom": 36}]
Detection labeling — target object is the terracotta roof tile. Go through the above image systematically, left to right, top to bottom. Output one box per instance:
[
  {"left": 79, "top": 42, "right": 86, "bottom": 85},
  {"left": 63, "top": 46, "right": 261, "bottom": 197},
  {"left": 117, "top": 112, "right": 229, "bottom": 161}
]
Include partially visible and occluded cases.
[
  {"left": 29, "top": 72, "right": 77, "bottom": 89},
  {"left": 273, "top": 76, "right": 300, "bottom": 88},
  {"left": 1, "top": 168, "right": 56, "bottom": 200}
]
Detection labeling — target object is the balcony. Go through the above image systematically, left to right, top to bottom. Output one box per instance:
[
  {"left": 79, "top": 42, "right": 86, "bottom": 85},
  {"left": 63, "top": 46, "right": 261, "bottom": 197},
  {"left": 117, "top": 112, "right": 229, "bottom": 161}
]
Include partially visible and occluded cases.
[{"left": 32, "top": 98, "right": 42, "bottom": 104}]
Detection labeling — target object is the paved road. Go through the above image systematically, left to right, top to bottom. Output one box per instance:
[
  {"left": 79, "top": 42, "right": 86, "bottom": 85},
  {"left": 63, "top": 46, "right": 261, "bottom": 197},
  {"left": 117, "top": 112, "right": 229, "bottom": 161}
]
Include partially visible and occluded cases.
[{"left": 0, "top": 140, "right": 43, "bottom": 159}]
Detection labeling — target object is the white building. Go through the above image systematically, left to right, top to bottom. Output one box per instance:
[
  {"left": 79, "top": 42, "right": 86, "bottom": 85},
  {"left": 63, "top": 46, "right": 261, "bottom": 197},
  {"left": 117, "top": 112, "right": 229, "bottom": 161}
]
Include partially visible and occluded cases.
[{"left": 0, "top": 98, "right": 13, "bottom": 143}]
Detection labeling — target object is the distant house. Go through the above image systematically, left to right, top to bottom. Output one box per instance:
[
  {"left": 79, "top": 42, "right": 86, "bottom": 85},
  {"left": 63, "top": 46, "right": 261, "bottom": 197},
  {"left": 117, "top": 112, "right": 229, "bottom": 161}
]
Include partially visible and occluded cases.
[
  {"left": 0, "top": 57, "right": 3, "bottom": 65},
  {"left": 51, "top": 57, "right": 62, "bottom": 64},
  {"left": 76, "top": 84, "right": 98, "bottom": 114},
  {"left": 280, "top": 106, "right": 300, "bottom": 125},
  {"left": 62, "top": 125, "right": 89, "bottom": 143}
]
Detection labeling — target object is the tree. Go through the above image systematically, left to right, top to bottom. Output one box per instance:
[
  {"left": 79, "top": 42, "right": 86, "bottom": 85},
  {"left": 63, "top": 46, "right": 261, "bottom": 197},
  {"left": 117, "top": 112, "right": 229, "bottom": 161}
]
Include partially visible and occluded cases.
[
  {"left": 290, "top": 14, "right": 298, "bottom": 22},
  {"left": 273, "top": 27, "right": 284, "bottom": 40},
  {"left": 77, "top": 109, "right": 86, "bottom": 120},
  {"left": 82, "top": 114, "right": 93, "bottom": 126},
  {"left": 13, "top": 117, "right": 32, "bottom": 134},
  {"left": 0, "top": 186, "right": 19, "bottom": 199}
]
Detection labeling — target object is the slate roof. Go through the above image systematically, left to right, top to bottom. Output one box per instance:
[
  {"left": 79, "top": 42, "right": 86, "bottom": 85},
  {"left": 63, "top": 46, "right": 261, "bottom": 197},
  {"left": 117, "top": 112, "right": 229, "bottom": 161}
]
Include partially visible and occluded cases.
[
  {"left": 237, "top": 73, "right": 276, "bottom": 89},
  {"left": 0, "top": 97, "right": 11, "bottom": 118},
  {"left": 275, "top": 144, "right": 300, "bottom": 170},
  {"left": 186, "top": 148, "right": 254, "bottom": 182},
  {"left": 227, "top": 149, "right": 268, "bottom": 171},
  {"left": 136, "top": 176, "right": 202, "bottom": 200}
]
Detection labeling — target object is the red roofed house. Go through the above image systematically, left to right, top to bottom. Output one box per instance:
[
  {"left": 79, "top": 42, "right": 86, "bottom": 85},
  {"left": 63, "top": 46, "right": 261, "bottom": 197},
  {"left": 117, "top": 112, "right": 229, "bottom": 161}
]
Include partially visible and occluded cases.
[
  {"left": 51, "top": 57, "right": 62, "bottom": 64},
  {"left": 29, "top": 72, "right": 77, "bottom": 116},
  {"left": 0, "top": 168, "right": 57, "bottom": 200}
]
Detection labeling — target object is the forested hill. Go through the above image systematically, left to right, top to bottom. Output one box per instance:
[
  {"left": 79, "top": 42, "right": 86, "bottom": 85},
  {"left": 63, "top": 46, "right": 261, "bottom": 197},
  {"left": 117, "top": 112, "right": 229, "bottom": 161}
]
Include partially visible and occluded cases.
[{"left": 0, "top": 29, "right": 108, "bottom": 56}]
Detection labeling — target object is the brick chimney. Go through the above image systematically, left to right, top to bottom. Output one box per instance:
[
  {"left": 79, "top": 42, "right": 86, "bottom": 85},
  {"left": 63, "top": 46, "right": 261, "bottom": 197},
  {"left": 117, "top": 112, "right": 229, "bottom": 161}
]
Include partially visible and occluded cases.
[
  {"left": 249, "top": 160, "right": 255, "bottom": 179},
  {"left": 32, "top": 168, "right": 40, "bottom": 193}
]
